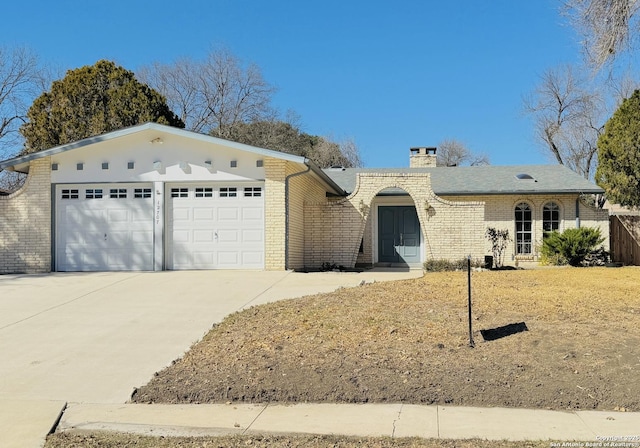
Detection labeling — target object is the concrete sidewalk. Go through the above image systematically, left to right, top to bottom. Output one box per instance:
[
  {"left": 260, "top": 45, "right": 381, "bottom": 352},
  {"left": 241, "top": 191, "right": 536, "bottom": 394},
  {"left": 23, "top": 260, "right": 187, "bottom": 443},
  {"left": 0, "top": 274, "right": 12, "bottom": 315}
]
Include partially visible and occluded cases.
[{"left": 58, "top": 402, "right": 640, "bottom": 442}]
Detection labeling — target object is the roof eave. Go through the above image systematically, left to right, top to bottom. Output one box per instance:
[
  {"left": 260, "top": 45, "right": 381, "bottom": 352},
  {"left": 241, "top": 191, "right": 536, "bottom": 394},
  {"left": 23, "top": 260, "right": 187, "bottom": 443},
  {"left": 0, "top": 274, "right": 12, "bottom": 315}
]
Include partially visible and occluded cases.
[
  {"left": 0, "top": 122, "right": 310, "bottom": 170},
  {"left": 306, "top": 160, "right": 348, "bottom": 196},
  {"left": 437, "top": 188, "right": 605, "bottom": 196}
]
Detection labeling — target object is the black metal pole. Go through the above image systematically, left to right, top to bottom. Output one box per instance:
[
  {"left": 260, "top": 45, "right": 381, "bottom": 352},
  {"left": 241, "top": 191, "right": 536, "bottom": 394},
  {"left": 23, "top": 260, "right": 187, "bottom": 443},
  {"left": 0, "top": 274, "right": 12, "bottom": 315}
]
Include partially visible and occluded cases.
[{"left": 468, "top": 255, "right": 475, "bottom": 348}]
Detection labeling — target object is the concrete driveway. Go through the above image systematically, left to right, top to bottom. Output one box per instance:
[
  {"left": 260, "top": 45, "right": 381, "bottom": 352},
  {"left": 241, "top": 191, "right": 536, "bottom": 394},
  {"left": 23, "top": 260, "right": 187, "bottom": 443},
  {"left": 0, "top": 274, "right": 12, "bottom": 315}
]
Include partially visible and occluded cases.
[{"left": 0, "top": 269, "right": 422, "bottom": 447}]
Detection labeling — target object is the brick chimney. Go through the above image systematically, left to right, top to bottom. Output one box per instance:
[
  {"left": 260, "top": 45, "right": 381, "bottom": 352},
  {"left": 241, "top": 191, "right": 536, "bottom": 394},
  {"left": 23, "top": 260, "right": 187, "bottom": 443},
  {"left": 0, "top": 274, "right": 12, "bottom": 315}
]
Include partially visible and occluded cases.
[{"left": 409, "top": 147, "right": 437, "bottom": 168}]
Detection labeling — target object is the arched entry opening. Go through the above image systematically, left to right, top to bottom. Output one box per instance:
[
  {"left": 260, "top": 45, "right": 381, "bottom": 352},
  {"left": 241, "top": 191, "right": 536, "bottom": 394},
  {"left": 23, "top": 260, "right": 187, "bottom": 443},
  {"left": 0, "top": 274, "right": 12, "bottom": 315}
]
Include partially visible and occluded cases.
[{"left": 371, "top": 187, "right": 422, "bottom": 267}]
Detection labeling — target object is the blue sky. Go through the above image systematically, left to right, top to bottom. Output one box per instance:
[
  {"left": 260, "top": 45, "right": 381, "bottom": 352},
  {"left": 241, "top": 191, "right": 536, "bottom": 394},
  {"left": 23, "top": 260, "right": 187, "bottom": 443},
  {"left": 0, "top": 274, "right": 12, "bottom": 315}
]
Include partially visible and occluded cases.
[{"left": 2, "top": 0, "right": 584, "bottom": 167}]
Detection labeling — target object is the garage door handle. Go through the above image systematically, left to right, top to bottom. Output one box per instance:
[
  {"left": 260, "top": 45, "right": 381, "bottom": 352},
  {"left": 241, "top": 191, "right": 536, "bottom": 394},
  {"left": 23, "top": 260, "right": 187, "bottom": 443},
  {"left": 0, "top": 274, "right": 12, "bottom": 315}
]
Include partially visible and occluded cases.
[
  {"left": 214, "top": 231, "right": 218, "bottom": 240},
  {"left": 104, "top": 233, "right": 107, "bottom": 241}
]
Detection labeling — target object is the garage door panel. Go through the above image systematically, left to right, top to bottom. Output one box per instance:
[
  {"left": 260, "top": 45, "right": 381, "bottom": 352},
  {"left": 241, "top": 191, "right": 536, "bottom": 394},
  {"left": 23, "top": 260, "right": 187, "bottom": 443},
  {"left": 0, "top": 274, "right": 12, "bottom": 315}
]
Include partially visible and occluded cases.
[
  {"left": 56, "top": 184, "right": 154, "bottom": 272},
  {"left": 168, "top": 184, "right": 264, "bottom": 270},
  {"left": 242, "top": 207, "right": 263, "bottom": 221},
  {"left": 131, "top": 208, "right": 152, "bottom": 222},
  {"left": 173, "top": 208, "right": 191, "bottom": 221},
  {"left": 193, "top": 208, "right": 215, "bottom": 220},
  {"left": 217, "top": 208, "right": 239, "bottom": 221},
  {"left": 108, "top": 209, "right": 129, "bottom": 222},
  {"left": 172, "top": 229, "right": 191, "bottom": 243},
  {"left": 217, "top": 229, "right": 239, "bottom": 243},
  {"left": 242, "top": 229, "right": 263, "bottom": 243},
  {"left": 108, "top": 230, "right": 130, "bottom": 245},
  {"left": 193, "top": 230, "right": 215, "bottom": 242},
  {"left": 65, "top": 231, "right": 85, "bottom": 244},
  {"left": 131, "top": 231, "right": 151, "bottom": 244},
  {"left": 83, "top": 233, "right": 108, "bottom": 248},
  {"left": 193, "top": 251, "right": 216, "bottom": 263},
  {"left": 217, "top": 252, "right": 239, "bottom": 265},
  {"left": 242, "top": 252, "right": 263, "bottom": 264},
  {"left": 106, "top": 253, "right": 128, "bottom": 268},
  {"left": 173, "top": 253, "right": 191, "bottom": 267}
]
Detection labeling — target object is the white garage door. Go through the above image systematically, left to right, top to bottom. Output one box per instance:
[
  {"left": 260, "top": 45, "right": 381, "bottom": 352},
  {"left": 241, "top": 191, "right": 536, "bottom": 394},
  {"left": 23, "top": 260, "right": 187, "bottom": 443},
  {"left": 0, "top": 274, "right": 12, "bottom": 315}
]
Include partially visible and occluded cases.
[
  {"left": 168, "top": 183, "right": 264, "bottom": 270},
  {"left": 55, "top": 184, "right": 154, "bottom": 271}
]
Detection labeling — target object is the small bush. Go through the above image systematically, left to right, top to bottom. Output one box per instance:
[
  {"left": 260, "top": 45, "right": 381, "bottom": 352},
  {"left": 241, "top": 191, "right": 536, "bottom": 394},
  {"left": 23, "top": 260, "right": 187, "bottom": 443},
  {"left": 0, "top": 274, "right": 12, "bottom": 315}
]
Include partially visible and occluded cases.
[
  {"left": 485, "top": 227, "right": 511, "bottom": 268},
  {"left": 540, "top": 227, "right": 606, "bottom": 267},
  {"left": 539, "top": 251, "right": 568, "bottom": 266},
  {"left": 424, "top": 258, "right": 484, "bottom": 272}
]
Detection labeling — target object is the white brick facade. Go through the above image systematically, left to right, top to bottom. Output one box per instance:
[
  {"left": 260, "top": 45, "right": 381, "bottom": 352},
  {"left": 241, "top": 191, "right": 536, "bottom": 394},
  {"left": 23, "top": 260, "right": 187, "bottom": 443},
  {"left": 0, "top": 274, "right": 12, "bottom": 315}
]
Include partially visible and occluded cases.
[
  {"left": 0, "top": 124, "right": 611, "bottom": 273},
  {"left": 0, "top": 156, "right": 611, "bottom": 273},
  {"left": 302, "top": 172, "right": 485, "bottom": 268},
  {"left": 446, "top": 194, "right": 610, "bottom": 264}
]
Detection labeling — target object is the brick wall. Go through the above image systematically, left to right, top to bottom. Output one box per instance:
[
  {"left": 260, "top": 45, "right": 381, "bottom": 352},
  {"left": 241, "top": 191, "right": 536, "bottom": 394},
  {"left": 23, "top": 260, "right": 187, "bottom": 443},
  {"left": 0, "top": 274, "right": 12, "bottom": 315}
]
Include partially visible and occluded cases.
[
  {"left": 0, "top": 158, "right": 52, "bottom": 273},
  {"left": 286, "top": 164, "right": 327, "bottom": 270},
  {"left": 269, "top": 165, "right": 611, "bottom": 270},
  {"left": 304, "top": 172, "right": 485, "bottom": 268},
  {"left": 442, "top": 194, "right": 610, "bottom": 264}
]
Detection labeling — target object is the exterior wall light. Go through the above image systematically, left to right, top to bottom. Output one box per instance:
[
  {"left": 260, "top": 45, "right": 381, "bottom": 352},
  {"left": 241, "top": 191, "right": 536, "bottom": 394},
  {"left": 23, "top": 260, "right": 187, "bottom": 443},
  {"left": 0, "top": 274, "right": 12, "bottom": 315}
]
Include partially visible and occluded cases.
[
  {"left": 358, "top": 199, "right": 370, "bottom": 217},
  {"left": 424, "top": 199, "right": 435, "bottom": 217}
]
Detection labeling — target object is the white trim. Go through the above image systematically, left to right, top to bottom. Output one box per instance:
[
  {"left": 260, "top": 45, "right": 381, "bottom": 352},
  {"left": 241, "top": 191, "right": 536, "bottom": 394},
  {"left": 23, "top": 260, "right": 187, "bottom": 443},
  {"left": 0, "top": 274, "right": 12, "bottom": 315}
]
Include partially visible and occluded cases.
[{"left": 153, "top": 181, "right": 165, "bottom": 271}]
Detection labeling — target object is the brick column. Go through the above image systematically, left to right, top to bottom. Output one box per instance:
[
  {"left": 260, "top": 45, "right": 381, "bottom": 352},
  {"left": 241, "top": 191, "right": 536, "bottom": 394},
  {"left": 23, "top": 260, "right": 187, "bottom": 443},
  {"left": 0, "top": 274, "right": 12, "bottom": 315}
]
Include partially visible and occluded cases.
[
  {"left": 0, "top": 157, "right": 52, "bottom": 273},
  {"left": 264, "top": 157, "right": 287, "bottom": 270}
]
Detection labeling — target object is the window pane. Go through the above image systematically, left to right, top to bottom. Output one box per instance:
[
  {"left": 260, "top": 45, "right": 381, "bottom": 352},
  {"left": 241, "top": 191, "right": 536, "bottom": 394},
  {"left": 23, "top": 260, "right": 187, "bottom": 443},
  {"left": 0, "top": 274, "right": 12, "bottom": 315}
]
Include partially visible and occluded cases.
[
  {"left": 195, "top": 187, "right": 213, "bottom": 198},
  {"left": 171, "top": 188, "right": 188, "bottom": 198},
  {"left": 515, "top": 202, "right": 532, "bottom": 255},
  {"left": 543, "top": 202, "right": 560, "bottom": 233}
]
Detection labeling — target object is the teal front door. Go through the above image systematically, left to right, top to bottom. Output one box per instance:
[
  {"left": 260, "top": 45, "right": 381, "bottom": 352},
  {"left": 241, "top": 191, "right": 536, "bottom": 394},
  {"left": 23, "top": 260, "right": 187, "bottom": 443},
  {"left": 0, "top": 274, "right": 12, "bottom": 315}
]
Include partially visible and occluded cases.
[{"left": 378, "top": 206, "right": 421, "bottom": 264}]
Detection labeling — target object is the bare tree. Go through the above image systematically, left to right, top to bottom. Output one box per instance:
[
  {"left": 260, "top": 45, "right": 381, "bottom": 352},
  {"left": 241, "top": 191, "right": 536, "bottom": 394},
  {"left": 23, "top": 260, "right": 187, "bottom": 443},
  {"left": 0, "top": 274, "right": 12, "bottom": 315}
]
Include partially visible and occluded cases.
[
  {"left": 563, "top": 0, "right": 640, "bottom": 70},
  {"left": 0, "top": 46, "right": 48, "bottom": 158},
  {"left": 0, "top": 46, "right": 50, "bottom": 191},
  {"left": 139, "top": 47, "right": 276, "bottom": 136},
  {"left": 524, "top": 65, "right": 604, "bottom": 179},
  {"left": 606, "top": 70, "right": 640, "bottom": 104},
  {"left": 310, "top": 135, "right": 363, "bottom": 168},
  {"left": 336, "top": 137, "right": 363, "bottom": 168},
  {"left": 436, "top": 139, "right": 489, "bottom": 167}
]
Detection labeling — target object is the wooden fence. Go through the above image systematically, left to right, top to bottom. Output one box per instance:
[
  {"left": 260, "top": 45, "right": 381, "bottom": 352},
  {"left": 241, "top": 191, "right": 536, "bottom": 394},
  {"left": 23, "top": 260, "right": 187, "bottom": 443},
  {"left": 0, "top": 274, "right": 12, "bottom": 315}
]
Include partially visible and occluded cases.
[{"left": 610, "top": 215, "right": 640, "bottom": 266}]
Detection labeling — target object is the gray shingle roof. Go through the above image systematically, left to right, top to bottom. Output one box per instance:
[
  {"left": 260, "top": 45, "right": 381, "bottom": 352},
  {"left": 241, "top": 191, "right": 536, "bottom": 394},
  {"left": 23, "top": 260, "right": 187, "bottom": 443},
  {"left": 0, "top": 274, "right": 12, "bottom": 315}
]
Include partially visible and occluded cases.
[{"left": 323, "top": 165, "right": 603, "bottom": 196}]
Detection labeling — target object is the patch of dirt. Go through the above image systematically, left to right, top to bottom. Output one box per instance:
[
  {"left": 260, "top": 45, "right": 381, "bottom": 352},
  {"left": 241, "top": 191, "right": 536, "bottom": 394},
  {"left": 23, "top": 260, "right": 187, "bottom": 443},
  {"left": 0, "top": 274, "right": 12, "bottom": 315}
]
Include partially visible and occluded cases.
[
  {"left": 132, "top": 267, "right": 640, "bottom": 412},
  {"left": 46, "top": 432, "right": 550, "bottom": 448}
]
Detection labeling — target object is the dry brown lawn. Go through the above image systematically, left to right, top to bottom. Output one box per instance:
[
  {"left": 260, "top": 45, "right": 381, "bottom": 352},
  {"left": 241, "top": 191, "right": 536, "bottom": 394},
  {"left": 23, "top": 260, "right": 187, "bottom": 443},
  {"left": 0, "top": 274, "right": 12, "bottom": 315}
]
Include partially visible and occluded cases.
[
  {"left": 131, "top": 267, "right": 640, "bottom": 412},
  {"left": 45, "top": 432, "right": 550, "bottom": 448}
]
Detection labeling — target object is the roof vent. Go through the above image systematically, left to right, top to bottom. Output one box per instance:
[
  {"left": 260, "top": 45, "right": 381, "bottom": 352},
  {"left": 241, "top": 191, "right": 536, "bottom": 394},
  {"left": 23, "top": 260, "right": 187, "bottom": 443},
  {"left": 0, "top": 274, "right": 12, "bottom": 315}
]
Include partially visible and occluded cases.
[
  {"left": 329, "top": 165, "right": 346, "bottom": 171},
  {"left": 515, "top": 173, "right": 536, "bottom": 181}
]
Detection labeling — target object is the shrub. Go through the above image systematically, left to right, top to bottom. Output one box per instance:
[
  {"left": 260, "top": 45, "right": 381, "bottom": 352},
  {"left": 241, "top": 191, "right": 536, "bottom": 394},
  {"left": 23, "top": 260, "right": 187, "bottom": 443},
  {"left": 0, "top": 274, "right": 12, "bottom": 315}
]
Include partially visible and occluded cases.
[
  {"left": 540, "top": 227, "right": 606, "bottom": 267},
  {"left": 485, "top": 228, "right": 511, "bottom": 268},
  {"left": 539, "top": 251, "right": 568, "bottom": 266},
  {"left": 424, "top": 258, "right": 484, "bottom": 272}
]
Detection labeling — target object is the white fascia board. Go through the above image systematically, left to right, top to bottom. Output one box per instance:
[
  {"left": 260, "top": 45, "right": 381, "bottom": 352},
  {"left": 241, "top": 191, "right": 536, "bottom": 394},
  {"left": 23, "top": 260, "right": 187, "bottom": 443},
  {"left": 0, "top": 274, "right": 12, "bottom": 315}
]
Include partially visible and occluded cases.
[{"left": 0, "top": 122, "right": 308, "bottom": 171}]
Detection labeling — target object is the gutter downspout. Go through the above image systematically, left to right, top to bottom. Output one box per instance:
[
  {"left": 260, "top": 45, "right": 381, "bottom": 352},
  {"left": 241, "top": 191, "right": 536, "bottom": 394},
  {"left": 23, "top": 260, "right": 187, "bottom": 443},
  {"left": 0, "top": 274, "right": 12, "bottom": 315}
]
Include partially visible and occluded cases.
[
  {"left": 284, "top": 164, "right": 311, "bottom": 270},
  {"left": 575, "top": 197, "right": 581, "bottom": 229}
]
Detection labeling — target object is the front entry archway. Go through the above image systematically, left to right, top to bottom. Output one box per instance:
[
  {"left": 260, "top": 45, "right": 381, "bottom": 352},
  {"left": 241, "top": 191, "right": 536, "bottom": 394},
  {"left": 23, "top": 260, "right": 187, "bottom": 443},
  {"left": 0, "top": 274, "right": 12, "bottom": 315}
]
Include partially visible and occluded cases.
[{"left": 377, "top": 206, "right": 421, "bottom": 264}]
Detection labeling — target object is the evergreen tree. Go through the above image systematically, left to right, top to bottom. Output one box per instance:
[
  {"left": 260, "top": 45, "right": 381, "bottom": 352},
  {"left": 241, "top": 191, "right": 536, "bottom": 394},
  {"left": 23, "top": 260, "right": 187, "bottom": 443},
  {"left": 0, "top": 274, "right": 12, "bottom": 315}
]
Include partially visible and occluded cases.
[
  {"left": 20, "top": 60, "right": 183, "bottom": 154},
  {"left": 596, "top": 89, "right": 640, "bottom": 207}
]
